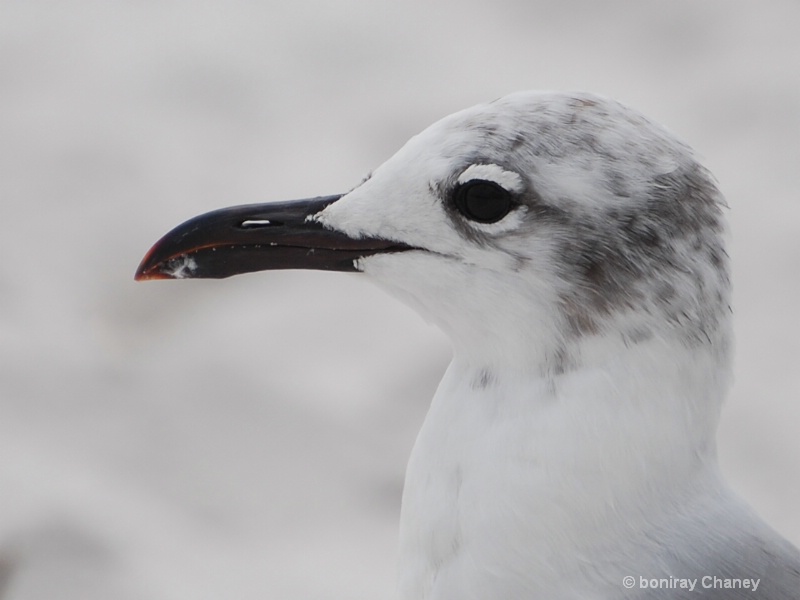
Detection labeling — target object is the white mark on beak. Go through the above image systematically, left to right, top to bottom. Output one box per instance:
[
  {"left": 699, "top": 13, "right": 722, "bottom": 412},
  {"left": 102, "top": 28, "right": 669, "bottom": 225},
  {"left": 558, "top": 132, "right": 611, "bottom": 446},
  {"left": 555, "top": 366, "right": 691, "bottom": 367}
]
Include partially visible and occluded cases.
[{"left": 164, "top": 254, "right": 198, "bottom": 279}]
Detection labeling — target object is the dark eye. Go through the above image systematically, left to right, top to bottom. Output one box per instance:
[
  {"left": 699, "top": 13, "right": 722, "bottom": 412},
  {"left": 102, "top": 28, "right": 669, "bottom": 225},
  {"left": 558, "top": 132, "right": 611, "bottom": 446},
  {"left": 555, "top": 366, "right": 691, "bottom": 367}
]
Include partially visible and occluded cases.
[{"left": 453, "top": 180, "right": 514, "bottom": 223}]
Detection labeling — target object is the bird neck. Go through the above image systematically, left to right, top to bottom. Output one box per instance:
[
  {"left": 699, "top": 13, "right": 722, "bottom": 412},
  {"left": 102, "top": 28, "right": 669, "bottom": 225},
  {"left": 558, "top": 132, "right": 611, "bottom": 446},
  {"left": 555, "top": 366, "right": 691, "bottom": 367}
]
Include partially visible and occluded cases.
[{"left": 397, "top": 333, "right": 732, "bottom": 598}]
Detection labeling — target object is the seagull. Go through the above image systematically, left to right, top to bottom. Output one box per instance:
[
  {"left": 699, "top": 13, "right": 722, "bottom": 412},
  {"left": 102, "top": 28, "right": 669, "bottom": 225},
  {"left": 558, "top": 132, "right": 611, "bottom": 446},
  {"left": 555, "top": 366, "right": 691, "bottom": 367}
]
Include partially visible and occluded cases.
[{"left": 136, "top": 91, "right": 800, "bottom": 599}]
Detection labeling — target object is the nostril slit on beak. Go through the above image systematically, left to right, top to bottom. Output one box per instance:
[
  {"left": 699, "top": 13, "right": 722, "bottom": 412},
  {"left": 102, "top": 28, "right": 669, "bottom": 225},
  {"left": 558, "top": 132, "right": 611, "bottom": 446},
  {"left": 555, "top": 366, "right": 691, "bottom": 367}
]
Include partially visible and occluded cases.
[{"left": 240, "top": 219, "right": 281, "bottom": 228}]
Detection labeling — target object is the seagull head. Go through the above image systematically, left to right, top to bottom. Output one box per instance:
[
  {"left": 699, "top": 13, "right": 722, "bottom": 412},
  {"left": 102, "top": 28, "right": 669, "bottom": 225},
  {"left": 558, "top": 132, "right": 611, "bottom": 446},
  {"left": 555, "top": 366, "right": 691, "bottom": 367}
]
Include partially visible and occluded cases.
[
  {"left": 136, "top": 91, "right": 731, "bottom": 377},
  {"left": 134, "top": 94, "right": 800, "bottom": 600}
]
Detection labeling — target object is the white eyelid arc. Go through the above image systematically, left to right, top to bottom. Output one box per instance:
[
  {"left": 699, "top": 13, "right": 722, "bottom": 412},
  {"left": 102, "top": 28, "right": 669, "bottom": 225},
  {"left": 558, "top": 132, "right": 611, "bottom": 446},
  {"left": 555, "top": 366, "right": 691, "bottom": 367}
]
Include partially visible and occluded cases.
[
  {"left": 457, "top": 164, "right": 525, "bottom": 194},
  {"left": 468, "top": 205, "right": 528, "bottom": 235}
]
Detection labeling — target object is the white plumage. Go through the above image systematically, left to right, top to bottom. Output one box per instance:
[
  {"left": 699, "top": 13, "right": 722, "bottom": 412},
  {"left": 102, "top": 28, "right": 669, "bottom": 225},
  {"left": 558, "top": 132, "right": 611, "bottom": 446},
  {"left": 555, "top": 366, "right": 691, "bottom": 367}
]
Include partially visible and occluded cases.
[{"left": 314, "top": 92, "right": 799, "bottom": 599}]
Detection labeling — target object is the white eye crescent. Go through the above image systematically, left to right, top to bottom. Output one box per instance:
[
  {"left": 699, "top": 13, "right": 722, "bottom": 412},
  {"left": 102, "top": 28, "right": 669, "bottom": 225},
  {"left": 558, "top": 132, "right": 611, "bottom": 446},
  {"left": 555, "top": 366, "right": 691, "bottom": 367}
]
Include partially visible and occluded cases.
[{"left": 457, "top": 163, "right": 525, "bottom": 194}]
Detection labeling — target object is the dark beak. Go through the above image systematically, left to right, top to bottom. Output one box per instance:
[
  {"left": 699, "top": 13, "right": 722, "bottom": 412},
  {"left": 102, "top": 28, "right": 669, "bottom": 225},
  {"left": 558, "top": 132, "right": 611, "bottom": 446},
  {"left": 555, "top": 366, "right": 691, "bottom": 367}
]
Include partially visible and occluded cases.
[{"left": 135, "top": 194, "right": 411, "bottom": 280}]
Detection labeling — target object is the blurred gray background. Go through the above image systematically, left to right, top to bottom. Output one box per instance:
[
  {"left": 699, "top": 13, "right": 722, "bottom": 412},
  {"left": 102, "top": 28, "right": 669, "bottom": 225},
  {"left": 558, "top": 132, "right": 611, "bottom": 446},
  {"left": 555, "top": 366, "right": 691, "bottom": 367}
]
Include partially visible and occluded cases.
[{"left": 1, "top": 1, "right": 798, "bottom": 598}]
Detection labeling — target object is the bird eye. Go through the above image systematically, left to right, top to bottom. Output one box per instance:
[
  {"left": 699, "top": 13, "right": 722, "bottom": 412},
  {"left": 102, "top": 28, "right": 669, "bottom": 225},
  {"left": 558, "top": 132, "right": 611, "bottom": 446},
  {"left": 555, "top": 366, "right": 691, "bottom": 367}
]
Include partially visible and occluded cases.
[{"left": 453, "top": 180, "right": 514, "bottom": 223}]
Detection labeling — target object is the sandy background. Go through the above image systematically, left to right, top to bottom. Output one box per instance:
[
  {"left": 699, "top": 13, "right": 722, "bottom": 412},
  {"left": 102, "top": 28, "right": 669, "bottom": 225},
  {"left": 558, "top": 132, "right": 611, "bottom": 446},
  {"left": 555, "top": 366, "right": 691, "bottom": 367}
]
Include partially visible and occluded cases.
[{"left": 1, "top": 1, "right": 798, "bottom": 598}]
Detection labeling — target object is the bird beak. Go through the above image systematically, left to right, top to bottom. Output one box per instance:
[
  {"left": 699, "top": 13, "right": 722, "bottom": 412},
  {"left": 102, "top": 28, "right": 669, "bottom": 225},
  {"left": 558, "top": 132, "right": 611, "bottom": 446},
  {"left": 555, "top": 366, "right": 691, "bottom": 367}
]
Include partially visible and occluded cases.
[{"left": 135, "top": 194, "right": 411, "bottom": 280}]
